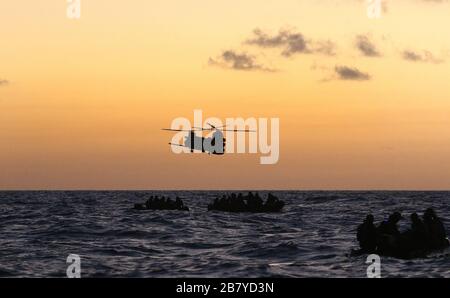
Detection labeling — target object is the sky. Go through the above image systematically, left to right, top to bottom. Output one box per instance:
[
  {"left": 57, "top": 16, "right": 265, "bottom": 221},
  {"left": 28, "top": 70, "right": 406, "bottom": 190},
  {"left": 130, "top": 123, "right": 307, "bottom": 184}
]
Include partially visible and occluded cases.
[{"left": 1, "top": 0, "right": 450, "bottom": 190}]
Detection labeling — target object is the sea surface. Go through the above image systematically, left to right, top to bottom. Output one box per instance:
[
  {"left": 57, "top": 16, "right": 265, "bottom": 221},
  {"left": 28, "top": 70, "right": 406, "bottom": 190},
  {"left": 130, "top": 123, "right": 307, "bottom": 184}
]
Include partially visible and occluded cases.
[{"left": 0, "top": 191, "right": 449, "bottom": 278}]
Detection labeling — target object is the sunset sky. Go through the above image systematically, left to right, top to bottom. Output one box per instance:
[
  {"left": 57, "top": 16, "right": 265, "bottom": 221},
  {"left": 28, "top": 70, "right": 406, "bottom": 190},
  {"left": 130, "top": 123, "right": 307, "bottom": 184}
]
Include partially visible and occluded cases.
[{"left": 1, "top": 0, "right": 450, "bottom": 190}]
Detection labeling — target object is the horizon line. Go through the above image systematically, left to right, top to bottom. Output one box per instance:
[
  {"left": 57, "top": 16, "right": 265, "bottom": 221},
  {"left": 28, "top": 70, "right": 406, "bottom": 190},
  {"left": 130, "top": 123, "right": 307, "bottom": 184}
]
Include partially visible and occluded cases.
[{"left": 1, "top": 189, "right": 450, "bottom": 192}]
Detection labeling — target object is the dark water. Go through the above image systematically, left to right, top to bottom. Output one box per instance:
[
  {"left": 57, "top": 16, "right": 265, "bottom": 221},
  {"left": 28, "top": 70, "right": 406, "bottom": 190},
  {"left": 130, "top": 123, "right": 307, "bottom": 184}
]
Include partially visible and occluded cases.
[{"left": 0, "top": 191, "right": 449, "bottom": 278}]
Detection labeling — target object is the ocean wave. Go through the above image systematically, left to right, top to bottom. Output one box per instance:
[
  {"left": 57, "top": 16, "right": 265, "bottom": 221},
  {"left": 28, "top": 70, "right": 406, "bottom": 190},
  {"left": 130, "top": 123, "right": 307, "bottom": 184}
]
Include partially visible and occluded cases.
[{"left": 0, "top": 191, "right": 449, "bottom": 277}]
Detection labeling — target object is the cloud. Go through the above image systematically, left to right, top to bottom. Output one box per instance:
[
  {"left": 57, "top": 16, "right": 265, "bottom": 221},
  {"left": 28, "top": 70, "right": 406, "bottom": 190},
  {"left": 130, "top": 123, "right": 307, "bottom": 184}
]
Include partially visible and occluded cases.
[
  {"left": 245, "top": 28, "right": 336, "bottom": 57},
  {"left": 245, "top": 29, "right": 295, "bottom": 49},
  {"left": 355, "top": 35, "right": 381, "bottom": 57},
  {"left": 314, "top": 40, "right": 337, "bottom": 56},
  {"left": 208, "top": 50, "right": 276, "bottom": 72},
  {"left": 402, "top": 50, "right": 444, "bottom": 63},
  {"left": 402, "top": 50, "right": 422, "bottom": 61},
  {"left": 334, "top": 66, "right": 371, "bottom": 81},
  {"left": 0, "top": 79, "right": 9, "bottom": 86}
]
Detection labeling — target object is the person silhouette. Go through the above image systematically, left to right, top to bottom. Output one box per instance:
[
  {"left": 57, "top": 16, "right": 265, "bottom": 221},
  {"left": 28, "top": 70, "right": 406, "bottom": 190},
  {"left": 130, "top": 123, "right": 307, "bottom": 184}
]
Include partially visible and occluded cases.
[
  {"left": 254, "top": 193, "right": 263, "bottom": 211},
  {"left": 175, "top": 197, "right": 183, "bottom": 209},
  {"left": 423, "top": 208, "right": 448, "bottom": 249},
  {"left": 377, "top": 212, "right": 404, "bottom": 255},
  {"left": 378, "top": 212, "right": 403, "bottom": 236},
  {"left": 410, "top": 213, "right": 428, "bottom": 251},
  {"left": 357, "top": 214, "right": 377, "bottom": 253}
]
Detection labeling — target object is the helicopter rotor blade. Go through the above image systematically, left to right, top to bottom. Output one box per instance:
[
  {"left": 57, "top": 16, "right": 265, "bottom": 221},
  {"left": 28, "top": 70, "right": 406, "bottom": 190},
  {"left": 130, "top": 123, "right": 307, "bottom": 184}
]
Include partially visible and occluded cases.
[
  {"left": 207, "top": 122, "right": 227, "bottom": 130},
  {"left": 191, "top": 124, "right": 230, "bottom": 131},
  {"left": 192, "top": 126, "right": 210, "bottom": 131},
  {"left": 163, "top": 127, "right": 253, "bottom": 132},
  {"left": 162, "top": 128, "right": 199, "bottom": 132},
  {"left": 220, "top": 129, "right": 256, "bottom": 132},
  {"left": 168, "top": 142, "right": 186, "bottom": 147}
]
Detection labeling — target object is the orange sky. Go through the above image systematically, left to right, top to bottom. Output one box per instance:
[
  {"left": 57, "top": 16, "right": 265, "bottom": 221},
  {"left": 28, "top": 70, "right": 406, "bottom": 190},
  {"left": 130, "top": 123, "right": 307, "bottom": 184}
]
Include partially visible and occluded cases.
[{"left": 1, "top": 1, "right": 450, "bottom": 190}]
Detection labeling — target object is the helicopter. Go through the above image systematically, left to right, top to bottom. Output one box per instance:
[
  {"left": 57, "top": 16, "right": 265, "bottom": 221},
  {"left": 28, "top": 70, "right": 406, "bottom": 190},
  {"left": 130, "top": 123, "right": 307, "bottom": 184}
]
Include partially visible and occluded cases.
[{"left": 162, "top": 123, "right": 255, "bottom": 155}]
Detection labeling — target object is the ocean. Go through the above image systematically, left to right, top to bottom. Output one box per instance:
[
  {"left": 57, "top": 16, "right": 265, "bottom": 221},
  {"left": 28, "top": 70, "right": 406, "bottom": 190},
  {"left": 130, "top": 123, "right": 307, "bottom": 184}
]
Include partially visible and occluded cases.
[{"left": 0, "top": 191, "right": 449, "bottom": 278}]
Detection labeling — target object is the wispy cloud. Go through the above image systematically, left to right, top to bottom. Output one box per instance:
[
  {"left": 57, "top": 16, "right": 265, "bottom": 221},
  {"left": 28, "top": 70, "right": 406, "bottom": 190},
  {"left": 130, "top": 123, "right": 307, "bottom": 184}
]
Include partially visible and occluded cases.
[
  {"left": 245, "top": 28, "right": 336, "bottom": 57},
  {"left": 355, "top": 35, "right": 381, "bottom": 57},
  {"left": 314, "top": 40, "right": 337, "bottom": 56},
  {"left": 208, "top": 50, "right": 276, "bottom": 72},
  {"left": 402, "top": 50, "right": 444, "bottom": 63},
  {"left": 334, "top": 66, "right": 371, "bottom": 81},
  {"left": 0, "top": 79, "right": 9, "bottom": 86}
]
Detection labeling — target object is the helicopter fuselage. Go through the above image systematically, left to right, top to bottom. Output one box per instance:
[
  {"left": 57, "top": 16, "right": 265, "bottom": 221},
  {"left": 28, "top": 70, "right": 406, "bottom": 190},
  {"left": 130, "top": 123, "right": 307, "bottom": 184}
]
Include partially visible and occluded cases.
[{"left": 184, "top": 131, "right": 225, "bottom": 155}]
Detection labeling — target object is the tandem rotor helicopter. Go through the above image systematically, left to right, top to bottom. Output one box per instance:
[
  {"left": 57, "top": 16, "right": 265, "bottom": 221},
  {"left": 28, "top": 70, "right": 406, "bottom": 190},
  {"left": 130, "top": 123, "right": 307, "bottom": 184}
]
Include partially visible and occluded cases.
[{"left": 162, "top": 123, "right": 255, "bottom": 155}]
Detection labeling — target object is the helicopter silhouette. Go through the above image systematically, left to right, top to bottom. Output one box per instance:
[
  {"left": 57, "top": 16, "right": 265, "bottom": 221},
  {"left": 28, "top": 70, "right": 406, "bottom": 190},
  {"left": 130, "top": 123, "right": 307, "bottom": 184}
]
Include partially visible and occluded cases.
[{"left": 162, "top": 123, "right": 255, "bottom": 155}]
